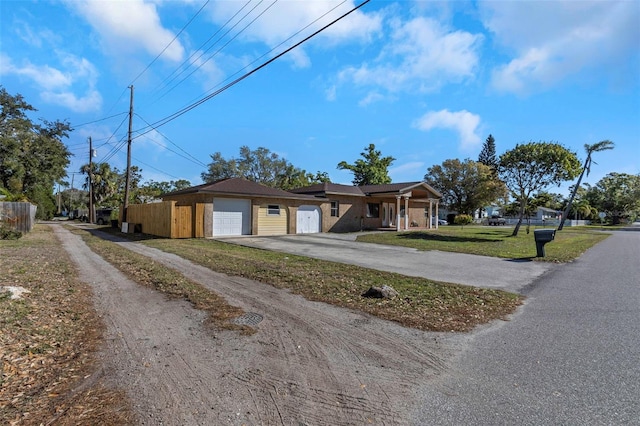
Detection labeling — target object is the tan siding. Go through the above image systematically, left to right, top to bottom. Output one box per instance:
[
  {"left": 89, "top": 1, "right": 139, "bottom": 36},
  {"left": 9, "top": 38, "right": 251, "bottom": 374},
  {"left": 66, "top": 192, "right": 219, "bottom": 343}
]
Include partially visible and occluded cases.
[{"left": 257, "top": 204, "right": 287, "bottom": 235}]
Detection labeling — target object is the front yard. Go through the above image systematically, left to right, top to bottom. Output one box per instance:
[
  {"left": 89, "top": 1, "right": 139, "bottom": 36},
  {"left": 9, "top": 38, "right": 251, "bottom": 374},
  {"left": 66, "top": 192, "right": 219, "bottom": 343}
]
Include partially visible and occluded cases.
[{"left": 356, "top": 225, "right": 609, "bottom": 263}]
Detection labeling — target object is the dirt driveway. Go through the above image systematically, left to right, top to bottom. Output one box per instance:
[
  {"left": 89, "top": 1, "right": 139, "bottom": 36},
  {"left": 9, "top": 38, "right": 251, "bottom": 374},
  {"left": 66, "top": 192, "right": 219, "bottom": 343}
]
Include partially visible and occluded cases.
[{"left": 53, "top": 224, "right": 461, "bottom": 425}]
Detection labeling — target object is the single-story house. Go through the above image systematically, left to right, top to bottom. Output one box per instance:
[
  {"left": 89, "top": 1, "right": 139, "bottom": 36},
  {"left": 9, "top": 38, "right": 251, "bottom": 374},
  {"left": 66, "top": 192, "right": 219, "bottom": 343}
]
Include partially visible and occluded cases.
[
  {"left": 160, "top": 178, "right": 442, "bottom": 237},
  {"left": 162, "top": 178, "right": 324, "bottom": 237},
  {"left": 290, "top": 181, "right": 442, "bottom": 233}
]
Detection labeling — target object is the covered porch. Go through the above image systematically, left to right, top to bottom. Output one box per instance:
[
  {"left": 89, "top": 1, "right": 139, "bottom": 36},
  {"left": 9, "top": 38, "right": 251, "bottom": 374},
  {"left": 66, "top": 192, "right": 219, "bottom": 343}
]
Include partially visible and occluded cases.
[{"left": 360, "top": 182, "right": 442, "bottom": 232}]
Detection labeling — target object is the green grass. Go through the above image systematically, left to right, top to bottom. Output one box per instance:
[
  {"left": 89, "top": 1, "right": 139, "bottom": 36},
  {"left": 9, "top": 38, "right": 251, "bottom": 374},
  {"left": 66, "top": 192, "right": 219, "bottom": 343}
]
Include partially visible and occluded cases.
[
  {"left": 356, "top": 225, "right": 609, "bottom": 262},
  {"left": 137, "top": 236, "right": 523, "bottom": 332}
]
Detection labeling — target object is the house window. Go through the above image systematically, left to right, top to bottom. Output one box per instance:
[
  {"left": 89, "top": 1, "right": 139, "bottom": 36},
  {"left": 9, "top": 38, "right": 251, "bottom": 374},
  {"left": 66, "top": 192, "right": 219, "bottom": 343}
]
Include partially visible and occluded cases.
[
  {"left": 330, "top": 200, "right": 339, "bottom": 217},
  {"left": 366, "top": 203, "right": 380, "bottom": 218},
  {"left": 267, "top": 204, "right": 280, "bottom": 216},
  {"left": 424, "top": 207, "right": 429, "bottom": 217}
]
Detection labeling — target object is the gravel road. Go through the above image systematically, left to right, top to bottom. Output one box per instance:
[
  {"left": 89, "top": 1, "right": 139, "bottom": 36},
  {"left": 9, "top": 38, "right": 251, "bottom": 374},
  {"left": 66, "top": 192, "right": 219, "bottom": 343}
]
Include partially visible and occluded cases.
[{"left": 52, "top": 224, "right": 461, "bottom": 425}]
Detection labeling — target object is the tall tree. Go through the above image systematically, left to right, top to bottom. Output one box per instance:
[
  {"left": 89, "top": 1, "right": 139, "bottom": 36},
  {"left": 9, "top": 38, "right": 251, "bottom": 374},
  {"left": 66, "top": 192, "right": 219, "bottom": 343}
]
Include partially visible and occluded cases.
[
  {"left": 0, "top": 87, "right": 72, "bottom": 219},
  {"left": 478, "top": 134, "right": 498, "bottom": 173},
  {"left": 558, "top": 140, "right": 614, "bottom": 230},
  {"left": 499, "top": 141, "right": 581, "bottom": 236},
  {"left": 337, "top": 143, "right": 395, "bottom": 186},
  {"left": 202, "top": 146, "right": 329, "bottom": 190},
  {"left": 424, "top": 158, "right": 508, "bottom": 215},
  {"left": 80, "top": 162, "right": 120, "bottom": 208},
  {"left": 584, "top": 173, "right": 640, "bottom": 224},
  {"left": 136, "top": 179, "right": 192, "bottom": 203}
]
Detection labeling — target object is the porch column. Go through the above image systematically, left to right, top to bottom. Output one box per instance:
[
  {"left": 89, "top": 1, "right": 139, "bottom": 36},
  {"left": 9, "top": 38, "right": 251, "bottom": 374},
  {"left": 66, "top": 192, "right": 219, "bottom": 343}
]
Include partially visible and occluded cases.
[
  {"left": 396, "top": 196, "right": 401, "bottom": 232},
  {"left": 404, "top": 196, "right": 409, "bottom": 230},
  {"left": 429, "top": 198, "right": 433, "bottom": 229},
  {"left": 435, "top": 200, "right": 439, "bottom": 229}
]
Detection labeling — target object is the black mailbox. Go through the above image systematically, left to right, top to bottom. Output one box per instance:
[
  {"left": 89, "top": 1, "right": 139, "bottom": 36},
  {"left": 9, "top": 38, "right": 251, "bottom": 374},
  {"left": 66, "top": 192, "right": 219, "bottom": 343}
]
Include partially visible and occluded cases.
[{"left": 534, "top": 229, "right": 556, "bottom": 257}]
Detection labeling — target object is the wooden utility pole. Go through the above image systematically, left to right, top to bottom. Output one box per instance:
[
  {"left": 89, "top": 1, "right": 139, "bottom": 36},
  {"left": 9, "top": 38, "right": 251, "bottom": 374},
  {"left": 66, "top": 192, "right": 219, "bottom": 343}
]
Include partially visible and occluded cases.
[
  {"left": 123, "top": 85, "right": 134, "bottom": 222},
  {"left": 88, "top": 136, "right": 94, "bottom": 223}
]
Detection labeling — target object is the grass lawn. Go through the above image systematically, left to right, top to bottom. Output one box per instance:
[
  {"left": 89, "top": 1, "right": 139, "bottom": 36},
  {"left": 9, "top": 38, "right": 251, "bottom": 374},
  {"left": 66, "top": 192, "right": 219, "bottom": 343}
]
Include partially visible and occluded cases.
[{"left": 356, "top": 225, "right": 610, "bottom": 263}]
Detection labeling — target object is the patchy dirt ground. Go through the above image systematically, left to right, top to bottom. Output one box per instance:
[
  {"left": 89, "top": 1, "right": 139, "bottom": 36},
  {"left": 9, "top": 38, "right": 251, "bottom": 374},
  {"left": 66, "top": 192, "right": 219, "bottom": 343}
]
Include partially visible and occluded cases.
[{"left": 51, "top": 223, "right": 459, "bottom": 425}]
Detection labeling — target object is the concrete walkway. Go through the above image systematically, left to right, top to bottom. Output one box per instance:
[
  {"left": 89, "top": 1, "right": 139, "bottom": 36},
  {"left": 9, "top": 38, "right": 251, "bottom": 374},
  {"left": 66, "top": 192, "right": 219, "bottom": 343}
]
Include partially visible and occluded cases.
[{"left": 217, "top": 232, "right": 554, "bottom": 293}]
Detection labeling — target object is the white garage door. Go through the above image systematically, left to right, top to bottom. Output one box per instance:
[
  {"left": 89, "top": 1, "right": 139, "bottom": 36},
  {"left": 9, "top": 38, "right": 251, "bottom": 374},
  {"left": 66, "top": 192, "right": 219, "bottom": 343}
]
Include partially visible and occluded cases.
[
  {"left": 213, "top": 198, "right": 251, "bottom": 236},
  {"left": 297, "top": 205, "right": 321, "bottom": 234}
]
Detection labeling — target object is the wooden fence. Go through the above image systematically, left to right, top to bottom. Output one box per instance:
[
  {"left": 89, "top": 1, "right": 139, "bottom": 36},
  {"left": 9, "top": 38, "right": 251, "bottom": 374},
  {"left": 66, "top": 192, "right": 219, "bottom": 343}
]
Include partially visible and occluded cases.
[
  {"left": 125, "top": 201, "right": 204, "bottom": 238},
  {"left": 0, "top": 202, "right": 37, "bottom": 233}
]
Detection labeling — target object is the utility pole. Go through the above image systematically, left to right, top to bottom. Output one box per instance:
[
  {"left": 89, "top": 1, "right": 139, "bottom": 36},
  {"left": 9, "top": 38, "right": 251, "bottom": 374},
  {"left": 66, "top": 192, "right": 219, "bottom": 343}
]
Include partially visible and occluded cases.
[
  {"left": 123, "top": 85, "right": 134, "bottom": 223},
  {"left": 88, "top": 136, "right": 94, "bottom": 224}
]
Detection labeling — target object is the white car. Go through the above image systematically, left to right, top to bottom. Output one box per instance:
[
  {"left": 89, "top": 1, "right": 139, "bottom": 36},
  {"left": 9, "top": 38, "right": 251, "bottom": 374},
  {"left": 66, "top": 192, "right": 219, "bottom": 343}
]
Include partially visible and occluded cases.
[{"left": 432, "top": 218, "right": 447, "bottom": 226}]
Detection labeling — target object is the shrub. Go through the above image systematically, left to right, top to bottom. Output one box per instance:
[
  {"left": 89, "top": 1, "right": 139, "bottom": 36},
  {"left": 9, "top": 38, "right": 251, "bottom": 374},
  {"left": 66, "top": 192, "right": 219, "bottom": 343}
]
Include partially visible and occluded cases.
[
  {"left": 454, "top": 214, "right": 473, "bottom": 228},
  {"left": 0, "top": 223, "right": 23, "bottom": 240}
]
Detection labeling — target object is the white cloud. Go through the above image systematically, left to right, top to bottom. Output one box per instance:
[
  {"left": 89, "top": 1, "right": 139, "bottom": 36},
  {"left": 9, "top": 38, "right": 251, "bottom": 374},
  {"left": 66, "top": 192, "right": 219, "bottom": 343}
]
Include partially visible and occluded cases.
[
  {"left": 69, "top": 0, "right": 185, "bottom": 62},
  {"left": 206, "top": 1, "right": 381, "bottom": 68},
  {"left": 481, "top": 1, "right": 639, "bottom": 94},
  {"left": 337, "top": 15, "right": 482, "bottom": 96},
  {"left": 0, "top": 53, "right": 102, "bottom": 113},
  {"left": 41, "top": 90, "right": 102, "bottom": 114},
  {"left": 358, "top": 91, "right": 385, "bottom": 107},
  {"left": 413, "top": 109, "right": 481, "bottom": 150},
  {"left": 389, "top": 161, "right": 425, "bottom": 178}
]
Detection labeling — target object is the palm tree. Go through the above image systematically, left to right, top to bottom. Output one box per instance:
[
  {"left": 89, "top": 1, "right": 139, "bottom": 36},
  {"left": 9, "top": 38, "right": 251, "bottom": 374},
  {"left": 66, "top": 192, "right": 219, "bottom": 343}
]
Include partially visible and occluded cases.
[
  {"left": 558, "top": 140, "right": 614, "bottom": 230},
  {"left": 571, "top": 199, "right": 596, "bottom": 220}
]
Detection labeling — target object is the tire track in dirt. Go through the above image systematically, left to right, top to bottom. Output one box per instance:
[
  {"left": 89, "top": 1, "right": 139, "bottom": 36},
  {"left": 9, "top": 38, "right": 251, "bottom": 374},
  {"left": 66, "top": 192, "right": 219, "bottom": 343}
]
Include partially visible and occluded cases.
[{"left": 55, "top": 224, "right": 456, "bottom": 425}]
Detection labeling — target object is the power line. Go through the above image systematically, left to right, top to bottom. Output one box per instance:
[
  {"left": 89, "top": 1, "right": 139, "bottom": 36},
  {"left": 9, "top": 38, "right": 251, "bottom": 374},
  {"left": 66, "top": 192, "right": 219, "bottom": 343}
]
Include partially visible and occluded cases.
[
  {"left": 131, "top": 0, "right": 211, "bottom": 86},
  {"left": 136, "top": 0, "right": 370, "bottom": 138},
  {"left": 154, "top": 0, "right": 255, "bottom": 98},
  {"left": 162, "top": 0, "right": 278, "bottom": 99},
  {"left": 72, "top": 111, "right": 129, "bottom": 128},
  {"left": 134, "top": 113, "right": 208, "bottom": 168},
  {"left": 131, "top": 156, "right": 182, "bottom": 181}
]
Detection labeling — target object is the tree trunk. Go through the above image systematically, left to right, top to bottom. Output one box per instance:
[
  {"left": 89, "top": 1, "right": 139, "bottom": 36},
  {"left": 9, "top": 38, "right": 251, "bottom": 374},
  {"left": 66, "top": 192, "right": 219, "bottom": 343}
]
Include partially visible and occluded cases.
[{"left": 512, "top": 201, "right": 527, "bottom": 236}]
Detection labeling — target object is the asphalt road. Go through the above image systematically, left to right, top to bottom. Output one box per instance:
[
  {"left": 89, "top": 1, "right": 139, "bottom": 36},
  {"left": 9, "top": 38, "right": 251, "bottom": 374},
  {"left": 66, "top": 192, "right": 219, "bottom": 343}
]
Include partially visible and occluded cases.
[
  {"left": 412, "top": 227, "right": 640, "bottom": 425},
  {"left": 218, "top": 232, "right": 553, "bottom": 293}
]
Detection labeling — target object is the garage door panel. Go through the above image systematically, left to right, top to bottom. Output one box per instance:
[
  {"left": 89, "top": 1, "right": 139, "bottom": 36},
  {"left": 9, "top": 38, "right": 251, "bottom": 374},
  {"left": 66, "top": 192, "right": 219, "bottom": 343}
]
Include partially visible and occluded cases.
[{"left": 213, "top": 198, "right": 251, "bottom": 236}]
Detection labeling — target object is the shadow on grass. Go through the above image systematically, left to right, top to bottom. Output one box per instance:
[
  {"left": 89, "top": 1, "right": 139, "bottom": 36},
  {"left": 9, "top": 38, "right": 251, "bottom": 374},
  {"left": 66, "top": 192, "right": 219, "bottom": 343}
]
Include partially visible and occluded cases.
[
  {"left": 81, "top": 226, "right": 165, "bottom": 243},
  {"left": 397, "top": 231, "right": 502, "bottom": 243}
]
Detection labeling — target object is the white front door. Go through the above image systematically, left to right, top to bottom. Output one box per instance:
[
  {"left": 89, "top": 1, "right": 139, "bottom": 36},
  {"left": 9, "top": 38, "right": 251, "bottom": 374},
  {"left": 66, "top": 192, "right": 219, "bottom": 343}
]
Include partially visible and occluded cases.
[
  {"left": 213, "top": 198, "right": 251, "bottom": 236},
  {"left": 382, "top": 202, "right": 394, "bottom": 227}
]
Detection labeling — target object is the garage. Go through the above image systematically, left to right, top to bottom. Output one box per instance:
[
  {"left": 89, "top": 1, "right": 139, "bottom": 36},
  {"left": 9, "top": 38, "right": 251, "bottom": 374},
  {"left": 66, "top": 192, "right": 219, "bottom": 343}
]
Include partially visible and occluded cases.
[
  {"left": 213, "top": 198, "right": 251, "bottom": 236},
  {"left": 297, "top": 205, "right": 321, "bottom": 234}
]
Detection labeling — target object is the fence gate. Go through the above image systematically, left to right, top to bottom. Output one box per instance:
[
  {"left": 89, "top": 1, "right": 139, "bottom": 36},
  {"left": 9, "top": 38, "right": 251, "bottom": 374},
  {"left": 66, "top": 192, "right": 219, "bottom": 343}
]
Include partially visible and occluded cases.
[{"left": 173, "top": 205, "right": 192, "bottom": 238}]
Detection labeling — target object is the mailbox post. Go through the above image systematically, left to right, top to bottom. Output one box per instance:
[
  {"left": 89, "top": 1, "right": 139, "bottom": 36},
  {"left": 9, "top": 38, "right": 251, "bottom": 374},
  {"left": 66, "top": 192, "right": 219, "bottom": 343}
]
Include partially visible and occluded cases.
[{"left": 534, "top": 229, "right": 556, "bottom": 257}]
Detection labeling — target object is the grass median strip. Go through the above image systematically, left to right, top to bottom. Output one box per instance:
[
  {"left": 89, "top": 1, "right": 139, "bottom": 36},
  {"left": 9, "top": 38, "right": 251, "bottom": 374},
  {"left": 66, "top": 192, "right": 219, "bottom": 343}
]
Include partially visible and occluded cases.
[
  {"left": 68, "top": 226, "right": 253, "bottom": 335},
  {"left": 137, "top": 237, "right": 523, "bottom": 333}
]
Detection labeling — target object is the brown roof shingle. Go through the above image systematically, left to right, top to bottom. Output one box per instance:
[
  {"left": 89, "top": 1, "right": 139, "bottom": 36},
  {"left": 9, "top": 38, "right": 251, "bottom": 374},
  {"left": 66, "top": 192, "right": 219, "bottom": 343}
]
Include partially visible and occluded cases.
[{"left": 163, "top": 178, "right": 318, "bottom": 200}]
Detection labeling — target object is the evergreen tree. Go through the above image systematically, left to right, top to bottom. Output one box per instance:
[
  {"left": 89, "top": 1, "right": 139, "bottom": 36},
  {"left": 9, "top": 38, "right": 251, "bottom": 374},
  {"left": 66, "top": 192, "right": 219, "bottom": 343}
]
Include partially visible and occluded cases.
[{"left": 478, "top": 134, "right": 498, "bottom": 172}]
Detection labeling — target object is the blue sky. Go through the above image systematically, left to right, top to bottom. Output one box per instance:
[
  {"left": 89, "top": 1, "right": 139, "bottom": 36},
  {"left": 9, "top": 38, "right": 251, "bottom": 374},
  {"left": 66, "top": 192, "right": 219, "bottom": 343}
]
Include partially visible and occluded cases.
[{"left": 1, "top": 0, "right": 639, "bottom": 196}]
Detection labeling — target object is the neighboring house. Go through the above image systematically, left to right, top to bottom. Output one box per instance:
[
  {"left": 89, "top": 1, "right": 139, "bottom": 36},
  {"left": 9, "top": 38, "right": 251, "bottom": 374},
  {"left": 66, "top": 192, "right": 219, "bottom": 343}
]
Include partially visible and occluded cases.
[
  {"left": 158, "top": 178, "right": 442, "bottom": 237},
  {"left": 290, "top": 181, "right": 442, "bottom": 233},
  {"left": 536, "top": 206, "right": 561, "bottom": 221}
]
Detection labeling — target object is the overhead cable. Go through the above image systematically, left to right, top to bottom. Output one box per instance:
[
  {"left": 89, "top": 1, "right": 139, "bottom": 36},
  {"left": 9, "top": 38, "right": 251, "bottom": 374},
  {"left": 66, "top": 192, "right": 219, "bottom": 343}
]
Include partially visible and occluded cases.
[{"left": 135, "top": 0, "right": 370, "bottom": 138}]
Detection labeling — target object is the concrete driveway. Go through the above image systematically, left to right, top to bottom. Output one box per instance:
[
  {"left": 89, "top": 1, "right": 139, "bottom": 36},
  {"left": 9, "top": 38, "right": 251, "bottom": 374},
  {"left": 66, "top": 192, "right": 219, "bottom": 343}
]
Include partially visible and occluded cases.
[{"left": 217, "top": 232, "right": 554, "bottom": 293}]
